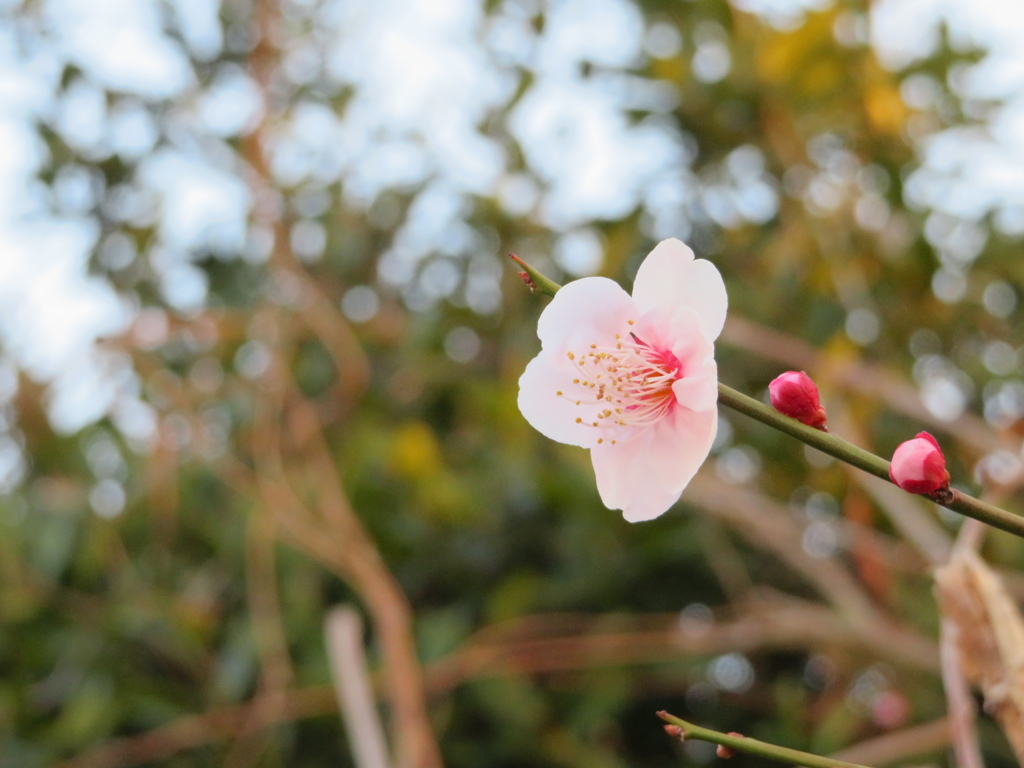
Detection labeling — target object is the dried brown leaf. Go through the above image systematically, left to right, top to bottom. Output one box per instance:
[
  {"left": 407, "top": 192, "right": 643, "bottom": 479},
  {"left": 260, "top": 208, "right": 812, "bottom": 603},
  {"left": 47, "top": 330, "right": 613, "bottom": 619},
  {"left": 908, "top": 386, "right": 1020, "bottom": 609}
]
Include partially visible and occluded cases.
[{"left": 935, "top": 549, "right": 1024, "bottom": 761}]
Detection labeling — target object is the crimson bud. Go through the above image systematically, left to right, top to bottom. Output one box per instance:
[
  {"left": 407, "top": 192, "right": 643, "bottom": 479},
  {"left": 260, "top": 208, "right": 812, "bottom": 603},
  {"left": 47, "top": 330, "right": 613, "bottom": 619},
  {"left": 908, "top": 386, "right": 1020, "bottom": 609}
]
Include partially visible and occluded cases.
[
  {"left": 768, "top": 371, "right": 827, "bottom": 430},
  {"left": 888, "top": 432, "right": 950, "bottom": 495}
]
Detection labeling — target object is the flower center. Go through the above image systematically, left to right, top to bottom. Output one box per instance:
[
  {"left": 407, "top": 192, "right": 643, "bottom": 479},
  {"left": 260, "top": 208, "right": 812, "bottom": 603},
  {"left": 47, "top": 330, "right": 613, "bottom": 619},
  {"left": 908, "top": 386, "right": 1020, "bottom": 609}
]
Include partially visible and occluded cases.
[{"left": 556, "top": 325, "right": 681, "bottom": 443}]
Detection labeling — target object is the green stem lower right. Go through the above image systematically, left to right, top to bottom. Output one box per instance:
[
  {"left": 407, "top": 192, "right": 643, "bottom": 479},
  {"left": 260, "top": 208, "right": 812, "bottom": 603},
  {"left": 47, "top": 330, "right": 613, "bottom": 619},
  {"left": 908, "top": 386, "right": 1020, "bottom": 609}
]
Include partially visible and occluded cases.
[
  {"left": 717, "top": 382, "right": 1024, "bottom": 539},
  {"left": 658, "top": 712, "right": 873, "bottom": 768}
]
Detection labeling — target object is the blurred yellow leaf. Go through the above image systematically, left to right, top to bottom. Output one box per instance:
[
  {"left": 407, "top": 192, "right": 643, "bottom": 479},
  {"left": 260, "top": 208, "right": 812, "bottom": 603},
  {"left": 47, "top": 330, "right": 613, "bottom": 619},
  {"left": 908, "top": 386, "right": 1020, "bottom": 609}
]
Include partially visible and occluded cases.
[
  {"left": 756, "top": 11, "right": 835, "bottom": 85},
  {"left": 651, "top": 55, "right": 688, "bottom": 83},
  {"left": 799, "top": 60, "right": 844, "bottom": 96},
  {"left": 865, "top": 84, "right": 908, "bottom": 134},
  {"left": 389, "top": 421, "right": 443, "bottom": 479}
]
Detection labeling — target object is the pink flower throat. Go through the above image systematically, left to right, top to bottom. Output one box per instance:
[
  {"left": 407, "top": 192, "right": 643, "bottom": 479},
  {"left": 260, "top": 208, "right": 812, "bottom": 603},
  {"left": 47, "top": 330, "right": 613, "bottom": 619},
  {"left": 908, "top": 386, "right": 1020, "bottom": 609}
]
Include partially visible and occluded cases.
[{"left": 557, "top": 324, "right": 681, "bottom": 444}]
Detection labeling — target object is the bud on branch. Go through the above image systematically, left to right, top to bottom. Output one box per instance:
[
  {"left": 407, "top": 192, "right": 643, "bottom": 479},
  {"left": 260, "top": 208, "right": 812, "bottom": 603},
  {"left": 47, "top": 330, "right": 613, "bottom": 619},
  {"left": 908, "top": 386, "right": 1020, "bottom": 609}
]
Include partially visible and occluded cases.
[{"left": 768, "top": 371, "right": 827, "bottom": 431}]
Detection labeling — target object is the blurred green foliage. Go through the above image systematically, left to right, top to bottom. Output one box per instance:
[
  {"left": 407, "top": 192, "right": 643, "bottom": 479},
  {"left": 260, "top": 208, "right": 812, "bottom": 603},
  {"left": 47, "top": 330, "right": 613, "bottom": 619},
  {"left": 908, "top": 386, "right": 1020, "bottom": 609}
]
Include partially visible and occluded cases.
[{"left": 3, "top": 0, "right": 1024, "bottom": 766}]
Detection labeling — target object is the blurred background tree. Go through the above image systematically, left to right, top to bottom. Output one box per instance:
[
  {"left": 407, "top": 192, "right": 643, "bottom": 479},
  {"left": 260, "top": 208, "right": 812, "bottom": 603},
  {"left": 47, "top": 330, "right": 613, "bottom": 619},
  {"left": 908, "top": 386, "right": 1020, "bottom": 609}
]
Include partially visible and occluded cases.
[{"left": 2, "top": 0, "right": 1024, "bottom": 766}]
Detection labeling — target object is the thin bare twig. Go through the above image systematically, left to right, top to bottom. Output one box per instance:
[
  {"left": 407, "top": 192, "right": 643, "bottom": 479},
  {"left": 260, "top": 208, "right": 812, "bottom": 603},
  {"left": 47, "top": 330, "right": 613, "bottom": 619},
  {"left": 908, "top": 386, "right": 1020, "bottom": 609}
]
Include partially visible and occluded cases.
[
  {"left": 238, "top": 3, "right": 434, "bottom": 762},
  {"left": 278, "top": 387, "right": 443, "bottom": 768},
  {"left": 687, "top": 474, "right": 880, "bottom": 623},
  {"left": 851, "top": 474, "right": 952, "bottom": 566},
  {"left": 686, "top": 475, "right": 939, "bottom": 672},
  {"left": 246, "top": 512, "right": 295, "bottom": 693},
  {"left": 937, "top": 517, "right": 985, "bottom": 768},
  {"left": 53, "top": 594, "right": 945, "bottom": 768},
  {"left": 326, "top": 607, "right": 392, "bottom": 768},
  {"left": 940, "top": 617, "right": 983, "bottom": 768},
  {"left": 50, "top": 688, "right": 336, "bottom": 768},
  {"left": 828, "top": 717, "right": 951, "bottom": 766}
]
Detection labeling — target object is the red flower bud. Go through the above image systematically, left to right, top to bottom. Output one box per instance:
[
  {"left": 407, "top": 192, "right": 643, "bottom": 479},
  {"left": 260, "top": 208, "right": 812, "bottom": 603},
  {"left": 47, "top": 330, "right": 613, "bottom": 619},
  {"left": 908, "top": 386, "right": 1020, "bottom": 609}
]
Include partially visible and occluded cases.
[
  {"left": 768, "top": 371, "right": 827, "bottom": 430},
  {"left": 888, "top": 432, "right": 950, "bottom": 495}
]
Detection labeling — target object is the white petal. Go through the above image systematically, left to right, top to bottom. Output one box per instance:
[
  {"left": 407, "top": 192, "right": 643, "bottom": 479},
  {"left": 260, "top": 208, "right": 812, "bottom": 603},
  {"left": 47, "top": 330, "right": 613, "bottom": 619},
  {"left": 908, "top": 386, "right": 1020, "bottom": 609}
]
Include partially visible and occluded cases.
[
  {"left": 631, "top": 238, "right": 728, "bottom": 342},
  {"left": 536, "top": 276, "right": 635, "bottom": 352},
  {"left": 519, "top": 277, "right": 636, "bottom": 449},
  {"left": 643, "top": 307, "right": 718, "bottom": 413},
  {"left": 518, "top": 352, "right": 606, "bottom": 449},
  {"left": 672, "top": 362, "right": 718, "bottom": 413},
  {"left": 591, "top": 407, "right": 718, "bottom": 522}
]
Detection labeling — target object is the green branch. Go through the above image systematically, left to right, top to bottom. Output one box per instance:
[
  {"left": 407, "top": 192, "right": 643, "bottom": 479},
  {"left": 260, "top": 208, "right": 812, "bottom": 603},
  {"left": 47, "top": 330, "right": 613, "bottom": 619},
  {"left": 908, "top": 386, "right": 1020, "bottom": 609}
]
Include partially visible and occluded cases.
[
  {"left": 509, "top": 254, "right": 562, "bottom": 297},
  {"left": 510, "top": 255, "right": 1024, "bottom": 540},
  {"left": 716, "top": 383, "right": 1024, "bottom": 539},
  {"left": 657, "top": 712, "right": 873, "bottom": 768}
]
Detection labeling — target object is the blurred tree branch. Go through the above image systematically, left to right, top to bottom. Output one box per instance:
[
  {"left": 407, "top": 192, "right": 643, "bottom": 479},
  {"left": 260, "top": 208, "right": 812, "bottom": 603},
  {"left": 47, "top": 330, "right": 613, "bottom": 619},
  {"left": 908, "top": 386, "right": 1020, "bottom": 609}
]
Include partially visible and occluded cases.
[
  {"left": 228, "top": 1, "right": 442, "bottom": 766},
  {"left": 53, "top": 591, "right": 945, "bottom": 768}
]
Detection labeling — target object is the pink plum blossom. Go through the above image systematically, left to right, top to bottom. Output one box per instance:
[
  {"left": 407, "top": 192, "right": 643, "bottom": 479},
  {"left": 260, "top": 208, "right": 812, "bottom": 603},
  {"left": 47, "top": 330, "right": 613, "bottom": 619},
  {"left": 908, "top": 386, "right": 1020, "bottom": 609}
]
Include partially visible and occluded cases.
[
  {"left": 517, "top": 238, "right": 726, "bottom": 522},
  {"left": 768, "top": 371, "right": 827, "bottom": 430},
  {"left": 888, "top": 431, "right": 950, "bottom": 495}
]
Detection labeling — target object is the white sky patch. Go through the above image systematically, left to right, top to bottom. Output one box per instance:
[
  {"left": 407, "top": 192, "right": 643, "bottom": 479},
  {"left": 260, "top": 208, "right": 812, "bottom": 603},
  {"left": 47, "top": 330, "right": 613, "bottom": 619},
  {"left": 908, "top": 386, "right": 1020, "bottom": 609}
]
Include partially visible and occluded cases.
[
  {"left": 1, "top": 0, "right": 1024, "bottom": 440},
  {"left": 43, "top": 0, "right": 194, "bottom": 97},
  {"left": 167, "top": 0, "right": 223, "bottom": 62},
  {"left": 326, "top": 0, "right": 512, "bottom": 197},
  {"left": 329, "top": 0, "right": 488, "bottom": 126},
  {"left": 511, "top": 0, "right": 680, "bottom": 227},
  {"left": 535, "top": 0, "right": 644, "bottom": 76},
  {"left": 731, "top": 0, "right": 834, "bottom": 29},
  {"left": 869, "top": 0, "right": 943, "bottom": 70},
  {"left": 873, "top": 0, "right": 1024, "bottom": 85},
  {"left": 874, "top": 0, "right": 1024, "bottom": 225},
  {"left": 0, "top": 1, "right": 183, "bottom": 436},
  {"left": 0, "top": 25, "right": 60, "bottom": 117},
  {"left": 194, "top": 65, "right": 261, "bottom": 138},
  {"left": 54, "top": 77, "right": 107, "bottom": 152},
  {"left": 512, "top": 79, "right": 684, "bottom": 226},
  {"left": 0, "top": 118, "right": 46, "bottom": 218},
  {"left": 908, "top": 128, "right": 1024, "bottom": 220},
  {"left": 139, "top": 149, "right": 250, "bottom": 255},
  {"left": 0, "top": 217, "right": 138, "bottom": 435},
  {"left": 0, "top": 220, "right": 128, "bottom": 380},
  {"left": 48, "top": 352, "right": 129, "bottom": 434}
]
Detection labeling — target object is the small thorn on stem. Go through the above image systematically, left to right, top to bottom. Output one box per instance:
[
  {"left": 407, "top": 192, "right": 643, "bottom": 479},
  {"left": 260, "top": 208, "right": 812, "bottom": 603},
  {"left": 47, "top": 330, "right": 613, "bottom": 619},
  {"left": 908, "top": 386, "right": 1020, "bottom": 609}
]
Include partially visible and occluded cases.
[
  {"left": 509, "top": 254, "right": 537, "bottom": 293},
  {"left": 517, "top": 270, "right": 536, "bottom": 291},
  {"left": 663, "top": 724, "right": 686, "bottom": 741},
  {"left": 716, "top": 734, "right": 743, "bottom": 758}
]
